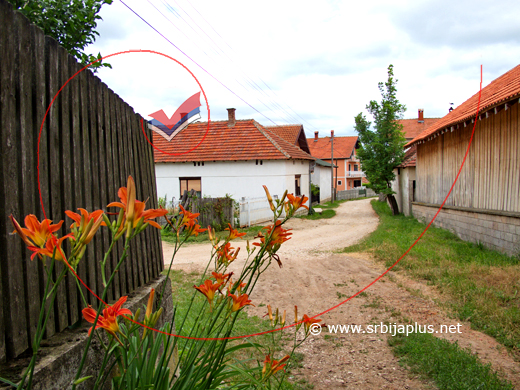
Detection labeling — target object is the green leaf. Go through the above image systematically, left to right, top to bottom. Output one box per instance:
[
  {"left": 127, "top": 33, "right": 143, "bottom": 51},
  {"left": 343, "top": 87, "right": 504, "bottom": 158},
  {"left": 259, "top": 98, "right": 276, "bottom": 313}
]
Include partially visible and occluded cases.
[{"left": 73, "top": 376, "right": 93, "bottom": 385}]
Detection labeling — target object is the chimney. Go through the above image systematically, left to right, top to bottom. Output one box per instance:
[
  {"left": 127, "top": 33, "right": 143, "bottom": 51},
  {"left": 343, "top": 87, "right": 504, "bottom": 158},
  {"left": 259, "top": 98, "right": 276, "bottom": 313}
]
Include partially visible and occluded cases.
[
  {"left": 227, "top": 108, "right": 236, "bottom": 127},
  {"left": 418, "top": 109, "right": 424, "bottom": 123},
  {"left": 331, "top": 130, "right": 334, "bottom": 138},
  {"left": 314, "top": 131, "right": 319, "bottom": 141}
]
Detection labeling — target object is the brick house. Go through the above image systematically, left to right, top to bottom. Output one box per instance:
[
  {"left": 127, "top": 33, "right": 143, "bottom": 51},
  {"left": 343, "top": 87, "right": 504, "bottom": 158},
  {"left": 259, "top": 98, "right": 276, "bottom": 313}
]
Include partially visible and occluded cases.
[{"left": 308, "top": 132, "right": 366, "bottom": 191}]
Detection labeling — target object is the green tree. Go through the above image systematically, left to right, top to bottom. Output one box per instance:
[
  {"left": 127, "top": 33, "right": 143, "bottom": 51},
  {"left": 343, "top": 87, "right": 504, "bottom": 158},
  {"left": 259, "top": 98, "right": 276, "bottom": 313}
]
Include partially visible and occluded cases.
[
  {"left": 8, "top": 0, "right": 112, "bottom": 71},
  {"left": 354, "top": 64, "right": 406, "bottom": 215}
]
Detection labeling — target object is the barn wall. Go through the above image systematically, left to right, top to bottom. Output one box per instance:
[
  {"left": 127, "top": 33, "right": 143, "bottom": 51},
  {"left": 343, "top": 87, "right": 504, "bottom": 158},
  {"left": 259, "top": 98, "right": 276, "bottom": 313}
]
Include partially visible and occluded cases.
[{"left": 413, "top": 100, "right": 520, "bottom": 255}]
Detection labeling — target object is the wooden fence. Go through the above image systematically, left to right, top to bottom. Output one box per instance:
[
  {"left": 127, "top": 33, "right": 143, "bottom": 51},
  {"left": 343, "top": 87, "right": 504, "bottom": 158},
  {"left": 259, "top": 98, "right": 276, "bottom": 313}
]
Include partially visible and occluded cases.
[
  {"left": 0, "top": 0, "right": 163, "bottom": 363},
  {"left": 174, "top": 190, "right": 234, "bottom": 230}
]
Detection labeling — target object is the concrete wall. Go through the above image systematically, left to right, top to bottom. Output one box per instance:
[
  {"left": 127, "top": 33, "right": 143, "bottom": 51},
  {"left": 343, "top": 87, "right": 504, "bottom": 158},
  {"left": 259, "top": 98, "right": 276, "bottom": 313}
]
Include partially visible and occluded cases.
[
  {"left": 155, "top": 160, "right": 311, "bottom": 208},
  {"left": 392, "top": 167, "right": 416, "bottom": 216},
  {"left": 412, "top": 203, "right": 520, "bottom": 256}
]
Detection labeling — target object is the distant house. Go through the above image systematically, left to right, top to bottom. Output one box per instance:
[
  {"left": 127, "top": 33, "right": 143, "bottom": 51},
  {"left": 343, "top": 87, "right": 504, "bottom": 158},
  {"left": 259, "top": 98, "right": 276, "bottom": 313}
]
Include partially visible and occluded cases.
[
  {"left": 407, "top": 65, "right": 520, "bottom": 255},
  {"left": 152, "top": 109, "right": 314, "bottom": 210},
  {"left": 392, "top": 110, "right": 440, "bottom": 215},
  {"left": 265, "top": 125, "right": 334, "bottom": 202},
  {"left": 308, "top": 132, "right": 366, "bottom": 192}
]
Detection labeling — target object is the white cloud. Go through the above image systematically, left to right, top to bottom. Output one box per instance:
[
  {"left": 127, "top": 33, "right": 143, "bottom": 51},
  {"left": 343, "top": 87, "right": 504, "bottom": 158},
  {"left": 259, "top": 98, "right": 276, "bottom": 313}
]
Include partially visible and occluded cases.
[{"left": 87, "top": 0, "right": 520, "bottom": 137}]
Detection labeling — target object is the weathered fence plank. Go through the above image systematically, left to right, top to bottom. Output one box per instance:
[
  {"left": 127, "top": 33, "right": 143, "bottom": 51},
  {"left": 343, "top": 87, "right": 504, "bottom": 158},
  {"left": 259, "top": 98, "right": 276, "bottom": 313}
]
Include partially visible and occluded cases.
[
  {"left": 0, "top": 1, "right": 164, "bottom": 362},
  {"left": 0, "top": 2, "right": 29, "bottom": 358}
]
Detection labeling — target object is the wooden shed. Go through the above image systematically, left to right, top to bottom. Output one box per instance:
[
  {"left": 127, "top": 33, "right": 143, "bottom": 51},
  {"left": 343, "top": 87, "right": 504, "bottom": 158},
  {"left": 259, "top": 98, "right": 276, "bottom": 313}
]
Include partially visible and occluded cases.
[{"left": 407, "top": 65, "right": 520, "bottom": 255}]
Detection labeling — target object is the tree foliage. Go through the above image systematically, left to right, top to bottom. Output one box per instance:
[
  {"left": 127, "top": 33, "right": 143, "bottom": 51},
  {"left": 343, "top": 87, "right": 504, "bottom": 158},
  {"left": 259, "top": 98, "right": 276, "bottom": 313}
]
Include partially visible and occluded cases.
[
  {"left": 8, "top": 0, "right": 112, "bottom": 70},
  {"left": 354, "top": 64, "right": 406, "bottom": 214}
]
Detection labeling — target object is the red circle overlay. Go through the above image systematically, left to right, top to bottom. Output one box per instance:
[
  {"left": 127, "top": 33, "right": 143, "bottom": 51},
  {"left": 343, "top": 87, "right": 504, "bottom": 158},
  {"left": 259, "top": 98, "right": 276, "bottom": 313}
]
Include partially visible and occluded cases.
[{"left": 37, "top": 60, "right": 483, "bottom": 341}]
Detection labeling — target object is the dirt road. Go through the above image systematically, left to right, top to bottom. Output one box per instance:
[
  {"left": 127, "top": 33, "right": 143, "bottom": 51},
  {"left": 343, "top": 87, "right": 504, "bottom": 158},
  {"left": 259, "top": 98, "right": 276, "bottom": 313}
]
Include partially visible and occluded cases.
[{"left": 162, "top": 198, "right": 520, "bottom": 389}]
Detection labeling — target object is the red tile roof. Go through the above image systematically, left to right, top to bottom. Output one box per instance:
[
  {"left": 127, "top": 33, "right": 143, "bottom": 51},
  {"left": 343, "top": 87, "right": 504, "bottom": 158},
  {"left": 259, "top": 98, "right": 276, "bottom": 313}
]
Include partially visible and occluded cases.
[
  {"left": 408, "top": 64, "right": 520, "bottom": 147},
  {"left": 398, "top": 118, "right": 441, "bottom": 140},
  {"left": 152, "top": 119, "right": 314, "bottom": 163},
  {"left": 265, "top": 124, "right": 311, "bottom": 154},
  {"left": 308, "top": 136, "right": 358, "bottom": 160},
  {"left": 398, "top": 144, "right": 417, "bottom": 168}
]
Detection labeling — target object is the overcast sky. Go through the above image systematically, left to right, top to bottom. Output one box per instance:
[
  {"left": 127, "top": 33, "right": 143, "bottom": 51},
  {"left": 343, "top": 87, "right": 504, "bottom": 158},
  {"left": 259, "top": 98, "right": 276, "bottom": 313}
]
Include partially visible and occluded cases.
[{"left": 87, "top": 0, "right": 520, "bottom": 137}]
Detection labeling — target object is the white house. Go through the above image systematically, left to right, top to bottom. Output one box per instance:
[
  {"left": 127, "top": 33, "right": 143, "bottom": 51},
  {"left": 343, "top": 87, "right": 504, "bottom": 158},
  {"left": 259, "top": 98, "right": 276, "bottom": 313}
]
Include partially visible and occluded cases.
[{"left": 152, "top": 109, "right": 315, "bottom": 224}]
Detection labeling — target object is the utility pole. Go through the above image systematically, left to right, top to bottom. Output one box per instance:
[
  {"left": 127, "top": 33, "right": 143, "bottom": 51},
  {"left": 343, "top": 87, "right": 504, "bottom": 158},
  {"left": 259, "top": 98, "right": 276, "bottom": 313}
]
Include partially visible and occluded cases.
[{"left": 331, "top": 130, "right": 334, "bottom": 202}]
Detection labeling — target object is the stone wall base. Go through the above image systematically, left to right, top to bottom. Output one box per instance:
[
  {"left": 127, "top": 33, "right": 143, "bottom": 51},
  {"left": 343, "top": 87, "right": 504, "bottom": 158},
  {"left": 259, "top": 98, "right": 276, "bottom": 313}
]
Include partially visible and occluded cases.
[
  {"left": 412, "top": 203, "right": 520, "bottom": 256},
  {"left": 0, "top": 275, "right": 173, "bottom": 390}
]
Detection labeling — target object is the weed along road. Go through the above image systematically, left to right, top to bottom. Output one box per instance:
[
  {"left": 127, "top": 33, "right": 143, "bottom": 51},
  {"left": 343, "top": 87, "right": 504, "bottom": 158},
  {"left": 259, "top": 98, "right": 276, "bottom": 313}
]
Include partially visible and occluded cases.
[{"left": 162, "top": 198, "right": 520, "bottom": 389}]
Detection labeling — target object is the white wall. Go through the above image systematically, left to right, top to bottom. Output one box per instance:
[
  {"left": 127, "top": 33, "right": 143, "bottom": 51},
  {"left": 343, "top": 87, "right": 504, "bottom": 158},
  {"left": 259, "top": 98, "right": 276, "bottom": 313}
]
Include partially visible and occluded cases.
[
  {"left": 155, "top": 159, "right": 311, "bottom": 207},
  {"left": 311, "top": 165, "right": 332, "bottom": 203},
  {"left": 392, "top": 167, "right": 416, "bottom": 216}
]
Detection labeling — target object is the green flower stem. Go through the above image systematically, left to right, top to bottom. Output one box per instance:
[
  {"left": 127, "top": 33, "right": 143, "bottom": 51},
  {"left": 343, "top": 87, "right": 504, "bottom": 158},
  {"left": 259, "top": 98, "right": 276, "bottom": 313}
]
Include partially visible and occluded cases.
[
  {"left": 72, "top": 237, "right": 130, "bottom": 390},
  {"left": 22, "top": 258, "right": 68, "bottom": 390}
]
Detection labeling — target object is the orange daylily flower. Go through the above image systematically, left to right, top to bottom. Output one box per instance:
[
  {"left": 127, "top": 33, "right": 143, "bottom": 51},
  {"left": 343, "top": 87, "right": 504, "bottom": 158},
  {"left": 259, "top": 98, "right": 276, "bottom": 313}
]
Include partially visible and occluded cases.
[
  {"left": 108, "top": 176, "right": 168, "bottom": 235},
  {"left": 286, "top": 193, "right": 309, "bottom": 211},
  {"left": 178, "top": 205, "right": 200, "bottom": 226},
  {"left": 65, "top": 208, "right": 105, "bottom": 245},
  {"left": 10, "top": 214, "right": 63, "bottom": 248},
  {"left": 183, "top": 217, "right": 207, "bottom": 236},
  {"left": 253, "top": 221, "right": 292, "bottom": 252},
  {"left": 225, "top": 223, "right": 246, "bottom": 240},
  {"left": 28, "top": 234, "right": 74, "bottom": 262},
  {"left": 215, "top": 242, "right": 240, "bottom": 265},
  {"left": 211, "top": 272, "right": 232, "bottom": 285},
  {"left": 226, "top": 277, "right": 247, "bottom": 295},
  {"left": 194, "top": 279, "right": 223, "bottom": 306},
  {"left": 228, "top": 292, "right": 254, "bottom": 312},
  {"left": 82, "top": 296, "right": 132, "bottom": 338},
  {"left": 301, "top": 314, "right": 322, "bottom": 333},
  {"left": 262, "top": 354, "right": 290, "bottom": 378}
]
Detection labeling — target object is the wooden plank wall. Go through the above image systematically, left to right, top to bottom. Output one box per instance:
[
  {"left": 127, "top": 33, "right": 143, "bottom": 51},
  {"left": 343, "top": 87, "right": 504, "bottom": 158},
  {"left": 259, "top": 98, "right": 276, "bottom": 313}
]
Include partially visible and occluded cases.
[
  {"left": 0, "top": 0, "right": 163, "bottom": 362},
  {"left": 415, "top": 102, "right": 520, "bottom": 213}
]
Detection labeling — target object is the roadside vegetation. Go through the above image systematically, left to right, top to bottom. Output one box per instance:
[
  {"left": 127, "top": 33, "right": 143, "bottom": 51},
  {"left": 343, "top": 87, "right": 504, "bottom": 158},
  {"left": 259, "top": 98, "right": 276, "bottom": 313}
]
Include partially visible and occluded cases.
[
  {"left": 343, "top": 199, "right": 519, "bottom": 384},
  {"left": 165, "top": 269, "right": 313, "bottom": 390},
  {"left": 389, "top": 332, "right": 514, "bottom": 389}
]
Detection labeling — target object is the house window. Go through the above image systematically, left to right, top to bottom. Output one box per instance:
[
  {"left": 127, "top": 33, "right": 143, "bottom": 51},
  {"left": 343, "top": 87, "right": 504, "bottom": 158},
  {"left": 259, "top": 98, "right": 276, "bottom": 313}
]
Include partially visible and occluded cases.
[
  {"left": 255, "top": 159, "right": 263, "bottom": 165},
  {"left": 348, "top": 164, "right": 351, "bottom": 171},
  {"left": 353, "top": 165, "right": 358, "bottom": 171},
  {"left": 295, "top": 175, "right": 301, "bottom": 196},
  {"left": 180, "top": 177, "right": 201, "bottom": 197},
  {"left": 338, "top": 180, "right": 342, "bottom": 186},
  {"left": 354, "top": 180, "right": 361, "bottom": 188}
]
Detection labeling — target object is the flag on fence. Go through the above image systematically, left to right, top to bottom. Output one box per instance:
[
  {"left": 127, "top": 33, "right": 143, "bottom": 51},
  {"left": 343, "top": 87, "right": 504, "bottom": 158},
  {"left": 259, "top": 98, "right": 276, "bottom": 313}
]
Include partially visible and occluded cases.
[{"left": 149, "top": 92, "right": 202, "bottom": 141}]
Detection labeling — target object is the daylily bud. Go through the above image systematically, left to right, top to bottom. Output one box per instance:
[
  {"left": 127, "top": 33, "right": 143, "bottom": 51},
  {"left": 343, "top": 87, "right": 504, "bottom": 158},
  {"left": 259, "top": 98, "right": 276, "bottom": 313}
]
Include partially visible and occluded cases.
[
  {"left": 126, "top": 176, "right": 136, "bottom": 225},
  {"left": 263, "top": 185, "right": 275, "bottom": 212},
  {"left": 115, "top": 208, "right": 125, "bottom": 230},
  {"left": 102, "top": 213, "right": 112, "bottom": 232},
  {"left": 79, "top": 218, "right": 95, "bottom": 244},
  {"left": 145, "top": 288, "right": 155, "bottom": 321},
  {"left": 267, "top": 305, "right": 273, "bottom": 324},
  {"left": 294, "top": 305, "right": 298, "bottom": 324},
  {"left": 281, "top": 310, "right": 286, "bottom": 326}
]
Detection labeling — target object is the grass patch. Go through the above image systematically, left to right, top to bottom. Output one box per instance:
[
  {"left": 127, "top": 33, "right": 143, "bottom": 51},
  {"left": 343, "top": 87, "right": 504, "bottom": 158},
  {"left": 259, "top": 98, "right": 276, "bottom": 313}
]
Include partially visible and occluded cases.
[
  {"left": 344, "top": 200, "right": 520, "bottom": 357},
  {"left": 161, "top": 225, "right": 264, "bottom": 245},
  {"left": 165, "top": 269, "right": 308, "bottom": 389},
  {"left": 389, "top": 332, "right": 513, "bottom": 389}
]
